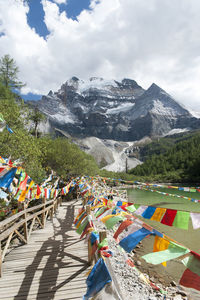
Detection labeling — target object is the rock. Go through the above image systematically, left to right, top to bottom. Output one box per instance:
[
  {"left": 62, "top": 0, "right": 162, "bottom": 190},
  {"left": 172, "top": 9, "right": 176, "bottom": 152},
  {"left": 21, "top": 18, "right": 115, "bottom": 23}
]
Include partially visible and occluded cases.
[
  {"left": 135, "top": 261, "right": 142, "bottom": 266},
  {"left": 158, "top": 278, "right": 165, "bottom": 284},
  {"left": 170, "top": 280, "right": 177, "bottom": 287},
  {"left": 167, "top": 287, "right": 177, "bottom": 295},
  {"left": 176, "top": 290, "right": 188, "bottom": 297},
  {"left": 173, "top": 295, "right": 182, "bottom": 300}
]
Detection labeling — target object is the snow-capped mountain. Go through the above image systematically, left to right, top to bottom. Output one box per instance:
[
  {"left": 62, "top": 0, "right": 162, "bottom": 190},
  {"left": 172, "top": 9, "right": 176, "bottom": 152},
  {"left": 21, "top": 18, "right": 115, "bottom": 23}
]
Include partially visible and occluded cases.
[{"left": 34, "top": 77, "right": 200, "bottom": 141}]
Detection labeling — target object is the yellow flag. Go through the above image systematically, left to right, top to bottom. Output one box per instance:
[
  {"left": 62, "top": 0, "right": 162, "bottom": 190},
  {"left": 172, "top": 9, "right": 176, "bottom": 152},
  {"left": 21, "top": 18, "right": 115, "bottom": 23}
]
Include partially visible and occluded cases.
[
  {"left": 151, "top": 208, "right": 166, "bottom": 222},
  {"left": 153, "top": 235, "right": 170, "bottom": 267}
]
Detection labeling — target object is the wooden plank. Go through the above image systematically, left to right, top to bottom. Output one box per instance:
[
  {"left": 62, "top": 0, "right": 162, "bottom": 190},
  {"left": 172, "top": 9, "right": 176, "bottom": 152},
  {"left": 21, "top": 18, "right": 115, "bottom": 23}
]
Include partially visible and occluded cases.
[
  {"left": 0, "top": 200, "right": 89, "bottom": 299},
  {"left": 22, "top": 203, "right": 28, "bottom": 242},
  {"left": 28, "top": 217, "right": 36, "bottom": 239},
  {"left": 14, "top": 229, "right": 27, "bottom": 244},
  {"left": 2, "top": 232, "right": 14, "bottom": 261},
  {"left": 0, "top": 242, "right": 2, "bottom": 277}
]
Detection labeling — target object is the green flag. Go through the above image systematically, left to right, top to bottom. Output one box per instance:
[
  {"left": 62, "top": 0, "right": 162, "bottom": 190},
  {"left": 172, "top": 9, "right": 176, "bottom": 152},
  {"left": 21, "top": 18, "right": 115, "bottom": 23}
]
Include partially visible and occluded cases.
[
  {"left": 126, "top": 205, "right": 136, "bottom": 212},
  {"left": 95, "top": 207, "right": 106, "bottom": 218},
  {"left": 173, "top": 211, "right": 190, "bottom": 230},
  {"left": 105, "top": 215, "right": 125, "bottom": 229},
  {"left": 76, "top": 217, "right": 88, "bottom": 235},
  {"left": 98, "top": 238, "right": 108, "bottom": 249},
  {"left": 142, "top": 241, "right": 190, "bottom": 265},
  {"left": 182, "top": 256, "right": 200, "bottom": 276}
]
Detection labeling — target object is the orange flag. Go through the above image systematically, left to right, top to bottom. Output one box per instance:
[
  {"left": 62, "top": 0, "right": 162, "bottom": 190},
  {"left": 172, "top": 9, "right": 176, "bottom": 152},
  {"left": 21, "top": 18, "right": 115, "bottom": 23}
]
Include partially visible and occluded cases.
[{"left": 153, "top": 236, "right": 170, "bottom": 267}]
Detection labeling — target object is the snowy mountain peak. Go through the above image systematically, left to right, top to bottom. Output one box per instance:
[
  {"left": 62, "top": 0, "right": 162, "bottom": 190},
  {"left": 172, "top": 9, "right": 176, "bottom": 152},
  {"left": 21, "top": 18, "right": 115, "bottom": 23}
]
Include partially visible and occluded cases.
[
  {"left": 33, "top": 77, "right": 200, "bottom": 141},
  {"left": 145, "top": 83, "right": 167, "bottom": 96}
]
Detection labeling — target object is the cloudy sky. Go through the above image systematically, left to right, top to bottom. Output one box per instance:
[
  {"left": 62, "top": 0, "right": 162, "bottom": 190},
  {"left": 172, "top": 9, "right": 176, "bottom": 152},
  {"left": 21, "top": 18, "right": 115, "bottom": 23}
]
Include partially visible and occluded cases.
[{"left": 0, "top": 0, "right": 200, "bottom": 111}]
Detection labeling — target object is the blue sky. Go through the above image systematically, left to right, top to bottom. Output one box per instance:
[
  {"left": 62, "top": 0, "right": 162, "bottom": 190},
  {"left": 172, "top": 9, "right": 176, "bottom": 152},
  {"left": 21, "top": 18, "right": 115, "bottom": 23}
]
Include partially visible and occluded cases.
[
  {"left": 0, "top": 0, "right": 200, "bottom": 111},
  {"left": 23, "top": 0, "right": 91, "bottom": 100},
  {"left": 27, "top": 0, "right": 91, "bottom": 39}
]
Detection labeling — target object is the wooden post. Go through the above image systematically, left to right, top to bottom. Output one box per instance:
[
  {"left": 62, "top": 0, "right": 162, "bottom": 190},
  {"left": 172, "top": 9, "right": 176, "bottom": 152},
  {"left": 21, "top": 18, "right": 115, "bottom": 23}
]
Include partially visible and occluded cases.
[
  {"left": 83, "top": 197, "right": 87, "bottom": 206},
  {"left": 42, "top": 198, "right": 46, "bottom": 228},
  {"left": 54, "top": 199, "right": 58, "bottom": 214},
  {"left": 22, "top": 202, "right": 28, "bottom": 243},
  {"left": 86, "top": 205, "right": 93, "bottom": 264},
  {"left": 86, "top": 205, "right": 91, "bottom": 215},
  {"left": 50, "top": 206, "right": 54, "bottom": 220},
  {"left": 100, "top": 231, "right": 107, "bottom": 243},
  {"left": 0, "top": 242, "right": 2, "bottom": 277}
]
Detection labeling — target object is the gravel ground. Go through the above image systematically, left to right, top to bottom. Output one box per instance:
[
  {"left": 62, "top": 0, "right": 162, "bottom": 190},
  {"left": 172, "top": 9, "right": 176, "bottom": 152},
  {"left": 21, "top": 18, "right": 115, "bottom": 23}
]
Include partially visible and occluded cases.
[{"left": 92, "top": 219, "right": 193, "bottom": 300}]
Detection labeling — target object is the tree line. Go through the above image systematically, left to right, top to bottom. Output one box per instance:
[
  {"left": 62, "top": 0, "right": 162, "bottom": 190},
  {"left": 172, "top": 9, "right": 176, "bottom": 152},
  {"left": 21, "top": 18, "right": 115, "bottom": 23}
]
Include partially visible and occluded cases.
[
  {"left": 0, "top": 55, "right": 100, "bottom": 182},
  {"left": 129, "top": 132, "right": 200, "bottom": 182}
]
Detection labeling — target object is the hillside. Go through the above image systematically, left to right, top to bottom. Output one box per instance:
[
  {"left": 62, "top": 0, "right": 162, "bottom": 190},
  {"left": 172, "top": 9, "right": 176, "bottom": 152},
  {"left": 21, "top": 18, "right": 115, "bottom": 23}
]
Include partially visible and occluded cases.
[
  {"left": 0, "top": 84, "right": 100, "bottom": 183},
  {"left": 129, "top": 130, "right": 200, "bottom": 182}
]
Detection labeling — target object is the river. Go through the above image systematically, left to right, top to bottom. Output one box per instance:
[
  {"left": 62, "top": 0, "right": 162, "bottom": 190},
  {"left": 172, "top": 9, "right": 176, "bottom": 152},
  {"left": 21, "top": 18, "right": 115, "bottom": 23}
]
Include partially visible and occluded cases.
[{"left": 127, "top": 187, "right": 200, "bottom": 297}]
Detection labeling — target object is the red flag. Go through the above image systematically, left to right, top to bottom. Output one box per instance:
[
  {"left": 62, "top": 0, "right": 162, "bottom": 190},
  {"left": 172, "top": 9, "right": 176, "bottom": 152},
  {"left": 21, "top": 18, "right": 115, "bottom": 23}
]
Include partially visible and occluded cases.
[
  {"left": 19, "top": 174, "right": 28, "bottom": 190},
  {"left": 37, "top": 185, "right": 41, "bottom": 196},
  {"left": 161, "top": 209, "right": 177, "bottom": 226},
  {"left": 113, "top": 219, "right": 133, "bottom": 241},
  {"left": 179, "top": 268, "right": 200, "bottom": 291}
]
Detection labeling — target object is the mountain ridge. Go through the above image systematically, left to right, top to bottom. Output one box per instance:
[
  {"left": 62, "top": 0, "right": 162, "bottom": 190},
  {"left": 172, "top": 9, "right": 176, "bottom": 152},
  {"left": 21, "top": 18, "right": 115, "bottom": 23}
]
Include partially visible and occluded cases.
[{"left": 29, "top": 77, "right": 200, "bottom": 142}]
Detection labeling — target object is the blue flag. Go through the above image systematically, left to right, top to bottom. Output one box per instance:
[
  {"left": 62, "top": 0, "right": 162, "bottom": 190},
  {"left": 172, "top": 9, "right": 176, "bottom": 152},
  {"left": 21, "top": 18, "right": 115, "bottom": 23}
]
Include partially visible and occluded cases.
[
  {"left": 6, "top": 125, "right": 13, "bottom": 134},
  {"left": 0, "top": 168, "right": 17, "bottom": 188},
  {"left": 142, "top": 206, "right": 156, "bottom": 219},
  {"left": 119, "top": 227, "right": 152, "bottom": 253},
  {"left": 83, "top": 258, "right": 112, "bottom": 299}
]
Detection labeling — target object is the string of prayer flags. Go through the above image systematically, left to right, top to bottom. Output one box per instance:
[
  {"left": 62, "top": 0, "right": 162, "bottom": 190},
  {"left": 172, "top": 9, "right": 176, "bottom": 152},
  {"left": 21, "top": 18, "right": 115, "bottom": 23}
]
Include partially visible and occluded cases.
[
  {"left": 135, "top": 184, "right": 200, "bottom": 203},
  {"left": 132, "top": 204, "right": 200, "bottom": 230},
  {"left": 119, "top": 227, "right": 153, "bottom": 253},
  {"left": 142, "top": 241, "right": 190, "bottom": 265},
  {"left": 83, "top": 258, "right": 112, "bottom": 300}
]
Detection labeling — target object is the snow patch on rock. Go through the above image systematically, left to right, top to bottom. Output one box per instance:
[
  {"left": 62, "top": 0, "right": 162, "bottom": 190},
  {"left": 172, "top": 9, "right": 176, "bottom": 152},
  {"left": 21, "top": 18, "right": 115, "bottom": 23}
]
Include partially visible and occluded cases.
[
  {"left": 106, "top": 103, "right": 135, "bottom": 115},
  {"left": 164, "top": 128, "right": 190, "bottom": 136}
]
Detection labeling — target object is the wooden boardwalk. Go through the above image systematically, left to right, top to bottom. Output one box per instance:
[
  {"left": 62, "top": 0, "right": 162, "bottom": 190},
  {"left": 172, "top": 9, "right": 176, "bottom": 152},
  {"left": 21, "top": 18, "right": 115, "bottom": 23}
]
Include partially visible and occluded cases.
[{"left": 0, "top": 200, "right": 90, "bottom": 300}]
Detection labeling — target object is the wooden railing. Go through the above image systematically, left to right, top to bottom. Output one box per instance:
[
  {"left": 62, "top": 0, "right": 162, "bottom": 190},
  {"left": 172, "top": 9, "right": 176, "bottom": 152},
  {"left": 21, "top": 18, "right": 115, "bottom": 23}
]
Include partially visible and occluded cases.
[{"left": 0, "top": 197, "right": 62, "bottom": 277}]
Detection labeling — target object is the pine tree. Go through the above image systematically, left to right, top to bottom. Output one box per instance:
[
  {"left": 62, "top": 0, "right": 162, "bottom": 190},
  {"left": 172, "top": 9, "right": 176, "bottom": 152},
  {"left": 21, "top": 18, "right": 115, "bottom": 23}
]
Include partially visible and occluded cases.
[
  {"left": 0, "top": 54, "right": 25, "bottom": 90},
  {"left": 29, "top": 107, "right": 46, "bottom": 138}
]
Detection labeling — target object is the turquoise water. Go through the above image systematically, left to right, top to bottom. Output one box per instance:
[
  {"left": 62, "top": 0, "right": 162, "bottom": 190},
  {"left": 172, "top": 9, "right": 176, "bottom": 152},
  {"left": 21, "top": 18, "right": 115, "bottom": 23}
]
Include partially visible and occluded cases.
[
  {"left": 127, "top": 187, "right": 200, "bottom": 252},
  {"left": 127, "top": 187, "right": 200, "bottom": 212}
]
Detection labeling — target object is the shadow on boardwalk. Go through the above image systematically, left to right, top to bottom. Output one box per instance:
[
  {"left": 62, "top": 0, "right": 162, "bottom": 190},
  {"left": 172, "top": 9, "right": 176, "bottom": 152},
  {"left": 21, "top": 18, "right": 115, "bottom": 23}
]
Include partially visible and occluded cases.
[{"left": 14, "top": 200, "right": 88, "bottom": 300}]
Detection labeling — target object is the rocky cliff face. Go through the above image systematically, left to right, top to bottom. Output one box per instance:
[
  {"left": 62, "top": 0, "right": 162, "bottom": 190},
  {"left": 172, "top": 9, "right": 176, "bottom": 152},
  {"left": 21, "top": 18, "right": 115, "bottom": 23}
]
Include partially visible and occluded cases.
[{"left": 34, "top": 77, "right": 200, "bottom": 141}]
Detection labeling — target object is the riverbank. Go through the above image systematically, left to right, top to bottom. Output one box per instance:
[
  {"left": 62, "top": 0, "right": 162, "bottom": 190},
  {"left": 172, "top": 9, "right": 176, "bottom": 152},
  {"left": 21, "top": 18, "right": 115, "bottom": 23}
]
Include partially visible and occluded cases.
[{"left": 94, "top": 220, "right": 192, "bottom": 300}]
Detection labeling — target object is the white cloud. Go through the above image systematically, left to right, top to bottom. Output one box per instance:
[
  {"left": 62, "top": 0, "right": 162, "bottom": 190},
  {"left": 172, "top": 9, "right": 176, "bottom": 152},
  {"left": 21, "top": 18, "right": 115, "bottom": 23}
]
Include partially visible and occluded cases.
[
  {"left": 0, "top": 0, "right": 200, "bottom": 111},
  {"left": 53, "top": 0, "right": 67, "bottom": 4}
]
